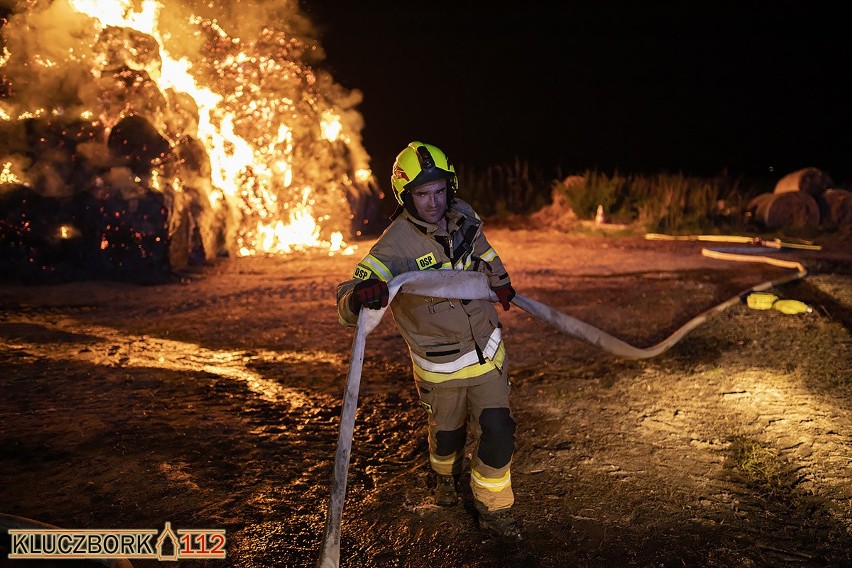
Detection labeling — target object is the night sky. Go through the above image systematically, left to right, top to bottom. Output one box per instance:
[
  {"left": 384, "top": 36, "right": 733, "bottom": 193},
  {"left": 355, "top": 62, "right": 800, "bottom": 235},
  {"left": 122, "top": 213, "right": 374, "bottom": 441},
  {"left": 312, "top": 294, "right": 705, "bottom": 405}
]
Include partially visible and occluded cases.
[{"left": 303, "top": 1, "right": 850, "bottom": 192}]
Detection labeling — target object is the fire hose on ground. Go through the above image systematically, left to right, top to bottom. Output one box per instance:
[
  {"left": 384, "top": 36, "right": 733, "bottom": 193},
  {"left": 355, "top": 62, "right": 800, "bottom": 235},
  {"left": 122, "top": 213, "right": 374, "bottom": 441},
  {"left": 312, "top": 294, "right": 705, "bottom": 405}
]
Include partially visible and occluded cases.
[{"left": 316, "top": 235, "right": 814, "bottom": 567}]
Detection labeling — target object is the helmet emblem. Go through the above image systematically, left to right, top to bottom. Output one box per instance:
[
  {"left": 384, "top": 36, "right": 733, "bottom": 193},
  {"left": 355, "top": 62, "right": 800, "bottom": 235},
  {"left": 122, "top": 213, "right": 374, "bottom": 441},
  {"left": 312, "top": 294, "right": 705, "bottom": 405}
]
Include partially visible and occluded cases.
[{"left": 393, "top": 165, "right": 409, "bottom": 181}]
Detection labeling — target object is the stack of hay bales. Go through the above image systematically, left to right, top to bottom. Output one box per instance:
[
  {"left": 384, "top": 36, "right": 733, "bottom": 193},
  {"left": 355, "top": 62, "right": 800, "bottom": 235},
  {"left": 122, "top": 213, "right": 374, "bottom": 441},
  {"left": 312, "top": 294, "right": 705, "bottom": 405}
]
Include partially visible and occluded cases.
[{"left": 746, "top": 167, "right": 851, "bottom": 229}]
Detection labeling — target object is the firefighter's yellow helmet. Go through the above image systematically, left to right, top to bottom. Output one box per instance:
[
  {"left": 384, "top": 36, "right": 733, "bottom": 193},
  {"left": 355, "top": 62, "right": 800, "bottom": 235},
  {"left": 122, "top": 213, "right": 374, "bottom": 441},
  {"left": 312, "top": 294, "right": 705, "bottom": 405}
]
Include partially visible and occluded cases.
[{"left": 390, "top": 141, "right": 457, "bottom": 205}]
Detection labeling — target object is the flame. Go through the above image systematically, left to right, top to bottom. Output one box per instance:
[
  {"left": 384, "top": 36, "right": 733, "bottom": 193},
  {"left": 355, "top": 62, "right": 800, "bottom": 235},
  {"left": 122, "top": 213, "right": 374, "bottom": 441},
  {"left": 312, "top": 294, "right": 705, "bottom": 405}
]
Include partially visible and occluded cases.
[
  {"left": 53, "top": 0, "right": 360, "bottom": 257},
  {"left": 33, "top": 54, "right": 58, "bottom": 68},
  {"left": 17, "top": 109, "right": 46, "bottom": 120},
  {"left": 320, "top": 109, "right": 343, "bottom": 142},
  {"left": 1, "top": 162, "right": 23, "bottom": 186},
  {"left": 238, "top": 187, "right": 355, "bottom": 256}
]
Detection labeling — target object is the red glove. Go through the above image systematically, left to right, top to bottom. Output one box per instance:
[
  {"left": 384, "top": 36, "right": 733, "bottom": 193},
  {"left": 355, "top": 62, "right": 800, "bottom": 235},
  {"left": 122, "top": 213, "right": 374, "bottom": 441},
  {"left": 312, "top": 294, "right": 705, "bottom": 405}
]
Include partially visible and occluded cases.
[
  {"left": 350, "top": 278, "right": 389, "bottom": 311},
  {"left": 492, "top": 284, "right": 515, "bottom": 311}
]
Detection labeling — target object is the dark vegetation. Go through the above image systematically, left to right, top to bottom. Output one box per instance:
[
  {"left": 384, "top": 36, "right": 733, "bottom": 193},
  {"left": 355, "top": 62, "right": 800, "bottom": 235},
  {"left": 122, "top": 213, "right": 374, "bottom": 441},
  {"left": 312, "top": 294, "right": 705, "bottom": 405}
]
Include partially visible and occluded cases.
[{"left": 457, "top": 159, "right": 850, "bottom": 238}]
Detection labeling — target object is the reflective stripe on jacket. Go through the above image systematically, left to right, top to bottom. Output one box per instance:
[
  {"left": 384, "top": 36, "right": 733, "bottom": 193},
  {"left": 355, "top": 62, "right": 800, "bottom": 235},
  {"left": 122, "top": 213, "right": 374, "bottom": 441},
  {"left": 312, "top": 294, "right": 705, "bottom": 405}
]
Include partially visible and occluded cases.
[
  {"left": 336, "top": 199, "right": 512, "bottom": 387},
  {"left": 411, "top": 327, "right": 506, "bottom": 383}
]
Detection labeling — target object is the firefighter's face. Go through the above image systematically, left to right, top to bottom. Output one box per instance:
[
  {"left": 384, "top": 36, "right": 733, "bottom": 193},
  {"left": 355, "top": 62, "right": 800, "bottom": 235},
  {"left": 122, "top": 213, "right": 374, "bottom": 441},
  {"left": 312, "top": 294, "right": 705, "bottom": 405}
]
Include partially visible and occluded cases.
[{"left": 410, "top": 179, "right": 448, "bottom": 224}]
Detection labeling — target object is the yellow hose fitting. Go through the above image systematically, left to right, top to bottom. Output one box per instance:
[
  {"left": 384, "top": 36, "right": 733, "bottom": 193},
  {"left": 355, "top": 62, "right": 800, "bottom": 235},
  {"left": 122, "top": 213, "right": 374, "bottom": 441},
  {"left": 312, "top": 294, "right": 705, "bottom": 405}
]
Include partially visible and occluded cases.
[
  {"left": 744, "top": 292, "right": 811, "bottom": 314},
  {"left": 746, "top": 292, "right": 779, "bottom": 310},
  {"left": 772, "top": 299, "right": 812, "bottom": 314}
]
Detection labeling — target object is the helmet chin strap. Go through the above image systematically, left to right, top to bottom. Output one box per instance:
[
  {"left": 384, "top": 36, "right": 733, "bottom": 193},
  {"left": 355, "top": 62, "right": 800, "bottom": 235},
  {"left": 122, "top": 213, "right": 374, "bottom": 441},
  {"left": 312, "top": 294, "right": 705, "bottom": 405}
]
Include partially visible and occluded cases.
[{"left": 402, "top": 192, "right": 419, "bottom": 219}]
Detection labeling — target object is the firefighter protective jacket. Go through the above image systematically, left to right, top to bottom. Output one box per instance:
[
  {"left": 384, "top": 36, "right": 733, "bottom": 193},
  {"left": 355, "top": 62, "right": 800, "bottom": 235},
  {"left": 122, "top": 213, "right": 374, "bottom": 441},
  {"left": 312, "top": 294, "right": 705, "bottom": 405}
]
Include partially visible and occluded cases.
[{"left": 337, "top": 199, "right": 512, "bottom": 388}]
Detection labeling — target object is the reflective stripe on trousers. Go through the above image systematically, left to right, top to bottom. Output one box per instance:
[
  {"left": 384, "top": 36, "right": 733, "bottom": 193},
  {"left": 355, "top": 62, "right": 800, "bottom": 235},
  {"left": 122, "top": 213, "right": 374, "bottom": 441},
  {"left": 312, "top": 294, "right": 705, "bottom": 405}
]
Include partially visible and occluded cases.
[{"left": 418, "top": 364, "right": 515, "bottom": 512}]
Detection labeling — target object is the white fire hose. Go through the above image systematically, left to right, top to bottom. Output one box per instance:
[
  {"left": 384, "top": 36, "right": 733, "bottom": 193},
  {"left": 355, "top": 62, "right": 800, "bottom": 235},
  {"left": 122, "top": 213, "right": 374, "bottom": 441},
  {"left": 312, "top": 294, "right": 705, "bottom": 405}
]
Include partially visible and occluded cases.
[{"left": 316, "top": 244, "right": 809, "bottom": 567}]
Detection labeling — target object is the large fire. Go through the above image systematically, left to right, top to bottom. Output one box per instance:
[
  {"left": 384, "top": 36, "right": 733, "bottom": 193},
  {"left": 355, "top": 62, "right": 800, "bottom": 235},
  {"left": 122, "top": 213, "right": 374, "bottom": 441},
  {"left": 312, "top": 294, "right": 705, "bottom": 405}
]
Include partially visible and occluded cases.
[{"left": 0, "top": 0, "right": 376, "bottom": 281}]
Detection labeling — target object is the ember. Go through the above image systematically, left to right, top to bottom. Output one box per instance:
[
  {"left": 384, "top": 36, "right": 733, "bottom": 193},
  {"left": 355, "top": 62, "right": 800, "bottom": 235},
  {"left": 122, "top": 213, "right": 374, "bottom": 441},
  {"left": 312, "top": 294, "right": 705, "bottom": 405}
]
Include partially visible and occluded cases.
[{"left": 0, "top": 0, "right": 376, "bottom": 283}]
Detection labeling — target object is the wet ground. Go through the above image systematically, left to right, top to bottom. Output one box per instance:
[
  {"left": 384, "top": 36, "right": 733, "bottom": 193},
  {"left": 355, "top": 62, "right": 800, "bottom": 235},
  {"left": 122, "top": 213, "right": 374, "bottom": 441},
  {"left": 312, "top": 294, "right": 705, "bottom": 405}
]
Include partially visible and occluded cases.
[{"left": 1, "top": 228, "right": 850, "bottom": 567}]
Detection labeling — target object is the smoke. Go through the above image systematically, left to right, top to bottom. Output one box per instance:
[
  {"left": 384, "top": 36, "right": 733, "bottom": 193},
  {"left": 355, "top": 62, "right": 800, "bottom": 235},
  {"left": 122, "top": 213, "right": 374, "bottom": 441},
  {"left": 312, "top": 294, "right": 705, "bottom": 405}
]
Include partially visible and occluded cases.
[
  {"left": 0, "top": 0, "right": 376, "bottom": 274},
  {"left": 1, "top": 1, "right": 99, "bottom": 117}
]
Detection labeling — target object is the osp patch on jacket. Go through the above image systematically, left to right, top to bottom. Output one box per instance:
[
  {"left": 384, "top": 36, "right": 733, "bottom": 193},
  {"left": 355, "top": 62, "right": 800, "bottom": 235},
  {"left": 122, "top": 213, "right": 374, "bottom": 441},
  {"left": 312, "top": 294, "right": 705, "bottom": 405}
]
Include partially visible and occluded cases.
[
  {"left": 416, "top": 252, "right": 439, "bottom": 270},
  {"left": 354, "top": 265, "right": 372, "bottom": 280}
]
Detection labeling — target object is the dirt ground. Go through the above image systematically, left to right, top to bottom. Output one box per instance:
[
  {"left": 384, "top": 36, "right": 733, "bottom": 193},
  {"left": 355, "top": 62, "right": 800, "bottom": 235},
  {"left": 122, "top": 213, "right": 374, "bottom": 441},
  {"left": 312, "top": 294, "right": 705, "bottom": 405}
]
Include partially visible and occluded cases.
[{"left": 1, "top": 226, "right": 850, "bottom": 568}]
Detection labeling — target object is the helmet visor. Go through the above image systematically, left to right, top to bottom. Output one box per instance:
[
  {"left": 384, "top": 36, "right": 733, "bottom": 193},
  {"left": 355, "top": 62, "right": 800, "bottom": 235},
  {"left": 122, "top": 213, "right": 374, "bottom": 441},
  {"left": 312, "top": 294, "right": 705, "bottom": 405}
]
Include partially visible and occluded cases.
[{"left": 403, "top": 168, "right": 452, "bottom": 191}]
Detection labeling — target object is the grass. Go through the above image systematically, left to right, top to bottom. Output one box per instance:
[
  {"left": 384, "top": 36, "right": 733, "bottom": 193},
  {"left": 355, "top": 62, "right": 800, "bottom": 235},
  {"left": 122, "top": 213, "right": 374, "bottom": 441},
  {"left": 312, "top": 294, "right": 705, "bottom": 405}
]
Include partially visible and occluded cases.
[{"left": 728, "top": 435, "right": 787, "bottom": 493}]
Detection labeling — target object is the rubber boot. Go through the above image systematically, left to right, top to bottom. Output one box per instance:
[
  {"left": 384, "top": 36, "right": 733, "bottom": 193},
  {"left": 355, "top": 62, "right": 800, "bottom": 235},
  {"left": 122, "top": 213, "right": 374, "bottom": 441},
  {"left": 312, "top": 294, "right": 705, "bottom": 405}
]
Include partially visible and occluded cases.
[
  {"left": 434, "top": 474, "right": 458, "bottom": 507},
  {"left": 474, "top": 501, "right": 523, "bottom": 540}
]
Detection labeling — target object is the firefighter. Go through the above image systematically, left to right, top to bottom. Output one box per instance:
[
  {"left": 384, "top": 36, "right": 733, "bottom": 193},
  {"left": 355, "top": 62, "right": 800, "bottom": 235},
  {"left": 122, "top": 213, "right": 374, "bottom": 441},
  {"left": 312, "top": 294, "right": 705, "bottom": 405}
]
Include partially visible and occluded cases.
[{"left": 336, "top": 141, "right": 521, "bottom": 540}]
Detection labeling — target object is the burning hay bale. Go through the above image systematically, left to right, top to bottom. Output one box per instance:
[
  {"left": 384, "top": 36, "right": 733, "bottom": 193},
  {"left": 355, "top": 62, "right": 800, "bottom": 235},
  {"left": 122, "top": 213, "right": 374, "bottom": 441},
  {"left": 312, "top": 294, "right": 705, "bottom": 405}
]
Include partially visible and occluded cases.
[
  {"left": 0, "top": 0, "right": 377, "bottom": 283},
  {"left": 0, "top": 109, "right": 228, "bottom": 282},
  {"left": 107, "top": 115, "right": 172, "bottom": 176},
  {"left": 0, "top": 184, "right": 172, "bottom": 284}
]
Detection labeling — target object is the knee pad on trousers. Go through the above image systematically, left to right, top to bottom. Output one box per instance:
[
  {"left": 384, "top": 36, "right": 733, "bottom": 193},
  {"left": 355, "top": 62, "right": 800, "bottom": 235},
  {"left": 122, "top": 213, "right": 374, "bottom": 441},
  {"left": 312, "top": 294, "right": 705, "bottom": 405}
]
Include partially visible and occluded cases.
[
  {"left": 477, "top": 407, "right": 516, "bottom": 468},
  {"left": 435, "top": 425, "right": 467, "bottom": 456}
]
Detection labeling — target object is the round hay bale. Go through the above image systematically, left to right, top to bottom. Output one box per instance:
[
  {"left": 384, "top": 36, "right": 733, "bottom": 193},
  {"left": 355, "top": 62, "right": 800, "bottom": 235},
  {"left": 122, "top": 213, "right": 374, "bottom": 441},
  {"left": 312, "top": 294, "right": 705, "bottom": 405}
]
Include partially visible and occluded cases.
[
  {"left": 773, "top": 167, "right": 834, "bottom": 197},
  {"left": 820, "top": 188, "right": 852, "bottom": 225},
  {"left": 748, "top": 191, "right": 819, "bottom": 229},
  {"left": 745, "top": 192, "right": 774, "bottom": 213},
  {"left": 744, "top": 193, "right": 773, "bottom": 224}
]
